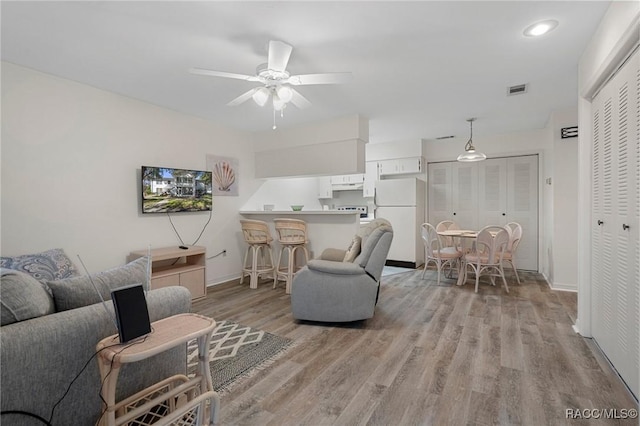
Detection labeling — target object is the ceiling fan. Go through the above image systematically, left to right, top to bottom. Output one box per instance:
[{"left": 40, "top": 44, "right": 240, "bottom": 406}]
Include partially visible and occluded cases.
[{"left": 189, "top": 40, "right": 351, "bottom": 128}]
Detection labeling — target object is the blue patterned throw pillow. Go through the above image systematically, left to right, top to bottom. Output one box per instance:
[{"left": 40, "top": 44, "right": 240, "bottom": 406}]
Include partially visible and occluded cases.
[{"left": 0, "top": 248, "right": 79, "bottom": 283}]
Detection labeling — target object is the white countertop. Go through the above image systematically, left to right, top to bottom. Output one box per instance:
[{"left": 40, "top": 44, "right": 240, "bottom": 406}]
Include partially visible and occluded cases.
[{"left": 240, "top": 210, "right": 359, "bottom": 215}]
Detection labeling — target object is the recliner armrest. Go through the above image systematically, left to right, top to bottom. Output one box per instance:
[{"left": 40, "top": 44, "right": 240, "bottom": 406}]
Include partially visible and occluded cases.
[
  {"left": 318, "top": 248, "right": 347, "bottom": 262},
  {"left": 306, "top": 259, "right": 367, "bottom": 275}
]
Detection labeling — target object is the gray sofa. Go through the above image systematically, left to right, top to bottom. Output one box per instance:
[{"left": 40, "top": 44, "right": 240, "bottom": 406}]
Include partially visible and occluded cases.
[
  {"left": 291, "top": 219, "right": 393, "bottom": 322},
  {"left": 0, "top": 250, "right": 192, "bottom": 426}
]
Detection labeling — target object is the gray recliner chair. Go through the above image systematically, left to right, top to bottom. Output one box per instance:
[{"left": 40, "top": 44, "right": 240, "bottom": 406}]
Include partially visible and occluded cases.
[{"left": 290, "top": 219, "right": 393, "bottom": 322}]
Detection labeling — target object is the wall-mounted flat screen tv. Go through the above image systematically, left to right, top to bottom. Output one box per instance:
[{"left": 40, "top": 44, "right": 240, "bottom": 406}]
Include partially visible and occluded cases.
[{"left": 141, "top": 166, "right": 212, "bottom": 214}]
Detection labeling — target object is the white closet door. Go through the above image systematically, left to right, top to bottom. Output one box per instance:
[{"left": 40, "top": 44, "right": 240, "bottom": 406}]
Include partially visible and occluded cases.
[
  {"left": 591, "top": 48, "right": 639, "bottom": 398},
  {"left": 428, "top": 156, "right": 538, "bottom": 271},
  {"left": 506, "top": 156, "right": 539, "bottom": 271},
  {"left": 478, "top": 158, "right": 508, "bottom": 226},
  {"left": 427, "top": 162, "right": 452, "bottom": 226},
  {"left": 451, "top": 162, "right": 478, "bottom": 230}
]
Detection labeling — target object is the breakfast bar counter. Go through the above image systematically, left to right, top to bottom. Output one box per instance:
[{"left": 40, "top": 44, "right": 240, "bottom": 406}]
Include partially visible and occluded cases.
[{"left": 239, "top": 210, "right": 361, "bottom": 258}]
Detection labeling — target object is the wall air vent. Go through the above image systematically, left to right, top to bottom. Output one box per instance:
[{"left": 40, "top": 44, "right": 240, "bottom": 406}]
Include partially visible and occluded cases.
[
  {"left": 507, "top": 84, "right": 528, "bottom": 96},
  {"left": 435, "top": 135, "right": 455, "bottom": 140}
]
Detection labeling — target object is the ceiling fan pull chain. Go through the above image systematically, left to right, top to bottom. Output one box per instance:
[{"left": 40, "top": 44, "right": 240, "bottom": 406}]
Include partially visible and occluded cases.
[{"left": 272, "top": 108, "right": 277, "bottom": 130}]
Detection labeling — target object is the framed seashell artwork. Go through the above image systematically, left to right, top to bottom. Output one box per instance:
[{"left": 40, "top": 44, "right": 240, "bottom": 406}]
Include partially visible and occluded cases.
[{"left": 206, "top": 154, "right": 239, "bottom": 196}]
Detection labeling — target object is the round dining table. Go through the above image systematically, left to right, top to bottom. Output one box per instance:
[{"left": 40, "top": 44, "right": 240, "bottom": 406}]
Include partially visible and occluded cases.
[{"left": 436, "top": 229, "right": 501, "bottom": 286}]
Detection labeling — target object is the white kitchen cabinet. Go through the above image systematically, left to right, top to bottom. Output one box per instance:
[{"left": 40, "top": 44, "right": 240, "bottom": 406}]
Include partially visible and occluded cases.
[
  {"left": 378, "top": 157, "right": 423, "bottom": 176},
  {"left": 363, "top": 161, "right": 377, "bottom": 198},
  {"left": 330, "top": 174, "right": 364, "bottom": 184},
  {"left": 316, "top": 176, "right": 333, "bottom": 199}
]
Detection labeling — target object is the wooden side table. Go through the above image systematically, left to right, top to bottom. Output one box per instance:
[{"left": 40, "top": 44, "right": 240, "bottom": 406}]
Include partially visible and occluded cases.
[{"left": 96, "top": 313, "right": 218, "bottom": 426}]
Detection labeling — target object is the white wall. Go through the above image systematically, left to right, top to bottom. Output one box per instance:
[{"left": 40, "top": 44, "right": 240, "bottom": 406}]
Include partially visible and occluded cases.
[
  {"left": 1, "top": 62, "right": 258, "bottom": 285},
  {"left": 549, "top": 108, "right": 579, "bottom": 290},
  {"left": 252, "top": 114, "right": 368, "bottom": 178},
  {"left": 240, "top": 177, "right": 324, "bottom": 212}
]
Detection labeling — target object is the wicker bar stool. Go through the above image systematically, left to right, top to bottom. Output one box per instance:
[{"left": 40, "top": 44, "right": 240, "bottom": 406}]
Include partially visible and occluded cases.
[
  {"left": 273, "top": 218, "right": 310, "bottom": 294},
  {"left": 240, "top": 219, "right": 275, "bottom": 289}
]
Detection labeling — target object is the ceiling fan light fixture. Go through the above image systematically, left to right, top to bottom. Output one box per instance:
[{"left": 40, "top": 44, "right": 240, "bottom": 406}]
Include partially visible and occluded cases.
[
  {"left": 276, "top": 85, "right": 293, "bottom": 103},
  {"left": 252, "top": 87, "right": 270, "bottom": 107},
  {"left": 272, "top": 93, "right": 287, "bottom": 111},
  {"left": 457, "top": 118, "right": 486, "bottom": 162}
]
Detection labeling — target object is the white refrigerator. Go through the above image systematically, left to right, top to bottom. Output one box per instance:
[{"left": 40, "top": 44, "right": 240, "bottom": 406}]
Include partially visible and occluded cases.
[{"left": 375, "top": 178, "right": 425, "bottom": 268}]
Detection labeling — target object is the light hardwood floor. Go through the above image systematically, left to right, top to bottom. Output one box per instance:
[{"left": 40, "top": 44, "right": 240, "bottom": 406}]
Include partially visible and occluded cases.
[{"left": 192, "top": 269, "right": 638, "bottom": 425}]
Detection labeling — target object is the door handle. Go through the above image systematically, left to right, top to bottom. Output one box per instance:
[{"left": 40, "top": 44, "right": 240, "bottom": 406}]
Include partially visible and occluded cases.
[
  {"left": 597, "top": 220, "right": 604, "bottom": 226},
  {"left": 622, "top": 224, "right": 630, "bottom": 231}
]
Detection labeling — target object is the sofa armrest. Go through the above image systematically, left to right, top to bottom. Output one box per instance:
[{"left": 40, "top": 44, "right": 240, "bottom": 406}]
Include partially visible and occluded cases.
[
  {"left": 307, "top": 259, "right": 366, "bottom": 275},
  {"left": 0, "top": 286, "right": 191, "bottom": 426}
]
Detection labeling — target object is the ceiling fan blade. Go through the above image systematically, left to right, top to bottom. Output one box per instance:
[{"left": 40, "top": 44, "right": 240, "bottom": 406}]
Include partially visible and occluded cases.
[
  {"left": 267, "top": 41, "right": 293, "bottom": 72},
  {"left": 189, "top": 68, "right": 260, "bottom": 82},
  {"left": 288, "top": 72, "right": 352, "bottom": 85},
  {"left": 227, "top": 88, "right": 258, "bottom": 106},
  {"left": 290, "top": 88, "right": 312, "bottom": 109}
]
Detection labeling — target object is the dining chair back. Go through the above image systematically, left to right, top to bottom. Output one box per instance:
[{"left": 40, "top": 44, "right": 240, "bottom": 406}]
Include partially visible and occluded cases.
[
  {"left": 273, "top": 218, "right": 310, "bottom": 293},
  {"left": 239, "top": 219, "right": 275, "bottom": 289},
  {"left": 436, "top": 220, "right": 460, "bottom": 249},
  {"left": 504, "top": 222, "right": 523, "bottom": 283},
  {"left": 421, "top": 223, "right": 462, "bottom": 285},
  {"left": 463, "top": 225, "right": 511, "bottom": 293}
]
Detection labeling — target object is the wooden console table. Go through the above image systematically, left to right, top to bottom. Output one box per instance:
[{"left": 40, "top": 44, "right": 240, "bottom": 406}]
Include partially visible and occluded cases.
[
  {"left": 128, "top": 246, "right": 206, "bottom": 300},
  {"left": 96, "top": 313, "right": 218, "bottom": 426}
]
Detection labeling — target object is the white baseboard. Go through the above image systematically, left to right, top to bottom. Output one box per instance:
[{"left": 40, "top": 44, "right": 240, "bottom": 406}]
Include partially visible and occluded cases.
[
  {"left": 540, "top": 273, "right": 577, "bottom": 292},
  {"left": 207, "top": 274, "right": 241, "bottom": 287},
  {"left": 549, "top": 281, "right": 578, "bottom": 292}
]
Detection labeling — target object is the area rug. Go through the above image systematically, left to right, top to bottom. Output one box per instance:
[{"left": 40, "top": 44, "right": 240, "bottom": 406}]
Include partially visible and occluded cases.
[{"left": 186, "top": 320, "right": 293, "bottom": 392}]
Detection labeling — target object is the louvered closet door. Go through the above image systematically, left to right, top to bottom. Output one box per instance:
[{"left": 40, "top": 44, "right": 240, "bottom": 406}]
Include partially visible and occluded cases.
[
  {"left": 591, "top": 48, "right": 639, "bottom": 398},
  {"left": 428, "top": 156, "right": 539, "bottom": 271},
  {"left": 506, "top": 156, "right": 539, "bottom": 271},
  {"left": 477, "top": 158, "right": 508, "bottom": 226},
  {"left": 427, "top": 162, "right": 452, "bottom": 226},
  {"left": 451, "top": 162, "right": 478, "bottom": 230}
]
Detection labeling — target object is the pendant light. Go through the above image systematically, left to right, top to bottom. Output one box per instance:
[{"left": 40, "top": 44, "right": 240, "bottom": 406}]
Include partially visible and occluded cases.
[{"left": 457, "top": 118, "right": 487, "bottom": 162}]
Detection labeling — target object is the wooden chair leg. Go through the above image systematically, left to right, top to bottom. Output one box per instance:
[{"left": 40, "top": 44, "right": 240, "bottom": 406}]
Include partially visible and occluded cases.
[
  {"left": 240, "top": 245, "right": 250, "bottom": 284},
  {"left": 250, "top": 245, "right": 259, "bottom": 289},
  {"left": 286, "top": 246, "right": 294, "bottom": 294},
  {"left": 273, "top": 247, "right": 284, "bottom": 289},
  {"left": 511, "top": 261, "right": 521, "bottom": 284}
]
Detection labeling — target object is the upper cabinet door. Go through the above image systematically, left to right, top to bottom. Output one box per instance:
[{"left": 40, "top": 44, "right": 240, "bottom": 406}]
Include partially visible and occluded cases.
[
  {"left": 378, "top": 157, "right": 424, "bottom": 176},
  {"left": 363, "top": 161, "right": 378, "bottom": 197},
  {"left": 317, "top": 176, "right": 333, "bottom": 199}
]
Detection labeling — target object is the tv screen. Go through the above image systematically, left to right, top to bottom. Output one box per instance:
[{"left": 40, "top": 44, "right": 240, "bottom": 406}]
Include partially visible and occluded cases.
[{"left": 141, "top": 166, "right": 212, "bottom": 213}]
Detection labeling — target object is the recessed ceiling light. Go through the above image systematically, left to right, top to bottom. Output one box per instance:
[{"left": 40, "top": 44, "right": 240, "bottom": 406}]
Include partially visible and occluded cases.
[{"left": 523, "top": 19, "right": 559, "bottom": 37}]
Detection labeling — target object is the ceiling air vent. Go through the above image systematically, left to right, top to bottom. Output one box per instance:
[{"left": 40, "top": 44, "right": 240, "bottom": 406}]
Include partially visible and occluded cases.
[{"left": 507, "top": 83, "right": 528, "bottom": 96}]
